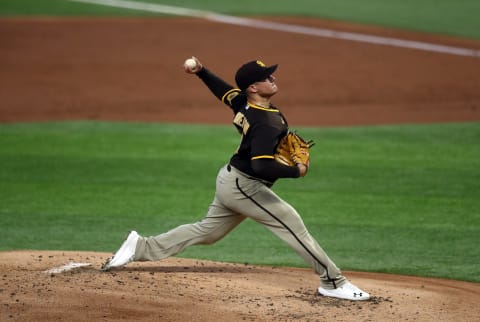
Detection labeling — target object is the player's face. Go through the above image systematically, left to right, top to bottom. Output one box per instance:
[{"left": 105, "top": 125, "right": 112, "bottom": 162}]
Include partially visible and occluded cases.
[{"left": 254, "top": 75, "right": 278, "bottom": 97}]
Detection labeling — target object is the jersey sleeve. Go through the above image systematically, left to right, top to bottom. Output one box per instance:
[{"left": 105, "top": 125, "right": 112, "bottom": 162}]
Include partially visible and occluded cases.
[{"left": 251, "top": 158, "right": 300, "bottom": 180}]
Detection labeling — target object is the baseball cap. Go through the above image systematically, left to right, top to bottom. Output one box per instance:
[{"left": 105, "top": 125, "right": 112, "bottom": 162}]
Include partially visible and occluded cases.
[{"left": 235, "top": 60, "right": 278, "bottom": 91}]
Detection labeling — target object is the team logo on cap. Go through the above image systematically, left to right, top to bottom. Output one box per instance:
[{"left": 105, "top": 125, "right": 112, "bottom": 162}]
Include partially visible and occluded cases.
[{"left": 256, "top": 60, "right": 266, "bottom": 67}]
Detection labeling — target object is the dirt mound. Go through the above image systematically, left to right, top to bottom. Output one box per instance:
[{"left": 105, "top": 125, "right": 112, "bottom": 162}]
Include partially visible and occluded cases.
[{"left": 1, "top": 251, "right": 479, "bottom": 321}]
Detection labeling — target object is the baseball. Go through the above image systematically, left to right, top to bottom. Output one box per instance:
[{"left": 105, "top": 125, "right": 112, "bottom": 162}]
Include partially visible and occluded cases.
[{"left": 185, "top": 58, "right": 197, "bottom": 69}]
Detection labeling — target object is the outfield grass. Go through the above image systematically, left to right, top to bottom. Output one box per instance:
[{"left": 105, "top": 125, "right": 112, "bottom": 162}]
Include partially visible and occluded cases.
[
  {"left": 1, "top": 0, "right": 479, "bottom": 39},
  {"left": 1, "top": 121, "right": 479, "bottom": 282}
]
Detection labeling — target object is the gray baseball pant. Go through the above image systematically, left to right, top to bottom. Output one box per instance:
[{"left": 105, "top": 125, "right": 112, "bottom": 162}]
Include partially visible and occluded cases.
[{"left": 134, "top": 164, "right": 346, "bottom": 288}]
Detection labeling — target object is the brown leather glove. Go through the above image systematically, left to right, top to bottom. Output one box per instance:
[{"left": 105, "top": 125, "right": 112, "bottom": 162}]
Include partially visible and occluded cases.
[{"left": 274, "top": 131, "right": 314, "bottom": 167}]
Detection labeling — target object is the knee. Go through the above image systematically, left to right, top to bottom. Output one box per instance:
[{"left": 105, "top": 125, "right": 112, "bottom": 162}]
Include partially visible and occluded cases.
[
  {"left": 194, "top": 224, "right": 226, "bottom": 245},
  {"left": 198, "top": 231, "right": 222, "bottom": 245}
]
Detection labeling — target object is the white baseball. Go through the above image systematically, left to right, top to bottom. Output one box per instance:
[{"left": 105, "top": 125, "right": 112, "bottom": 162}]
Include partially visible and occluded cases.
[{"left": 185, "top": 58, "right": 197, "bottom": 69}]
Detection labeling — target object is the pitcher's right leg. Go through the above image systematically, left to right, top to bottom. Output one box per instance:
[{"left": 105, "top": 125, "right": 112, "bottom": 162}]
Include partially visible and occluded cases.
[{"left": 134, "top": 199, "right": 245, "bottom": 261}]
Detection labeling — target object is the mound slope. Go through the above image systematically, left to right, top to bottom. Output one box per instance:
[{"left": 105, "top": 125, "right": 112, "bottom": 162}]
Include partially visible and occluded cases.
[{"left": 1, "top": 251, "right": 479, "bottom": 321}]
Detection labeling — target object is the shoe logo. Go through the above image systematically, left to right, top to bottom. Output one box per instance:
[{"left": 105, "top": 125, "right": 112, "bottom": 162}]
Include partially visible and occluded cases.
[{"left": 353, "top": 292, "right": 363, "bottom": 297}]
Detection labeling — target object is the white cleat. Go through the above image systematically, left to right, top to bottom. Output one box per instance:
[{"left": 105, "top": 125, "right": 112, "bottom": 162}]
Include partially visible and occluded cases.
[
  {"left": 102, "top": 231, "right": 139, "bottom": 271},
  {"left": 318, "top": 281, "right": 370, "bottom": 301}
]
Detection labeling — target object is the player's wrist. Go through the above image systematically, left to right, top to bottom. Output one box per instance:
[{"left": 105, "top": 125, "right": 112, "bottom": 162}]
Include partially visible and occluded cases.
[{"left": 297, "top": 163, "right": 308, "bottom": 177}]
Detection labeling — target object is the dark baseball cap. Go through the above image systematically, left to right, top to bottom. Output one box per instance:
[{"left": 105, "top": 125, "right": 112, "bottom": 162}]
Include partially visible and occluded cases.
[{"left": 235, "top": 60, "right": 278, "bottom": 91}]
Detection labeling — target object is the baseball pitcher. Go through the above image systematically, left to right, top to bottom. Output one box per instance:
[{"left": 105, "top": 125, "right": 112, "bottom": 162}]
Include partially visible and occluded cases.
[{"left": 102, "top": 57, "right": 370, "bottom": 301}]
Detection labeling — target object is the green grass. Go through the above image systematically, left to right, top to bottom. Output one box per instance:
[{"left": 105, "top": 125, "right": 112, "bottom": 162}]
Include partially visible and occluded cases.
[
  {"left": 0, "top": 0, "right": 158, "bottom": 16},
  {"left": 1, "top": 0, "right": 480, "bottom": 39},
  {"left": 1, "top": 121, "right": 479, "bottom": 282}
]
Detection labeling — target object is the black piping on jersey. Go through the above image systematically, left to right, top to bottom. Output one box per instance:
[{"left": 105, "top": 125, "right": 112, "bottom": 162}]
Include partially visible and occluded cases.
[{"left": 235, "top": 178, "right": 337, "bottom": 288}]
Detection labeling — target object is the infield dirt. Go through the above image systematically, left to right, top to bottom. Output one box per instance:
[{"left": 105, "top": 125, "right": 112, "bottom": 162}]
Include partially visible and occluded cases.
[{"left": 1, "top": 17, "right": 479, "bottom": 321}]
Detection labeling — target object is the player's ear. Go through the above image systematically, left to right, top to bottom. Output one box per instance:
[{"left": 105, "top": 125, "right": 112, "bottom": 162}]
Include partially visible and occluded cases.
[{"left": 248, "top": 84, "right": 258, "bottom": 93}]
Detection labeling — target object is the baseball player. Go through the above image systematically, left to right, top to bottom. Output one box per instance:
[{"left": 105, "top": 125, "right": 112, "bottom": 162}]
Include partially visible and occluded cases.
[{"left": 102, "top": 57, "right": 370, "bottom": 301}]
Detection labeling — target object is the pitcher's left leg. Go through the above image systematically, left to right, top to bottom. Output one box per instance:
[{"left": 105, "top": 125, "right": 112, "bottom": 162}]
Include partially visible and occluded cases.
[
  {"left": 228, "top": 181, "right": 344, "bottom": 285},
  {"left": 251, "top": 196, "right": 344, "bottom": 285}
]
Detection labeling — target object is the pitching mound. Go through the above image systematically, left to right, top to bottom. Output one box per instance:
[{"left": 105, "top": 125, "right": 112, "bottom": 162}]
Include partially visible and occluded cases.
[{"left": 1, "top": 251, "right": 479, "bottom": 321}]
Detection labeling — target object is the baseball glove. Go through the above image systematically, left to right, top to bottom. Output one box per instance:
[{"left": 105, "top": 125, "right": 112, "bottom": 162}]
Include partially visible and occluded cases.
[{"left": 274, "top": 131, "right": 314, "bottom": 167}]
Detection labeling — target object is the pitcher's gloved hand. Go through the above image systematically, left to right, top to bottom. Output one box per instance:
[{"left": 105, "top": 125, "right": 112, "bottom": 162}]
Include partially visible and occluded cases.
[{"left": 274, "top": 131, "right": 314, "bottom": 167}]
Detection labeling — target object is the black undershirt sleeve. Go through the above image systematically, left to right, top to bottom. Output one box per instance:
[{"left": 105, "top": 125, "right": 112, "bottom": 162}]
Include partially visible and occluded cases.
[
  {"left": 196, "top": 68, "right": 235, "bottom": 102},
  {"left": 251, "top": 159, "right": 300, "bottom": 181}
]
